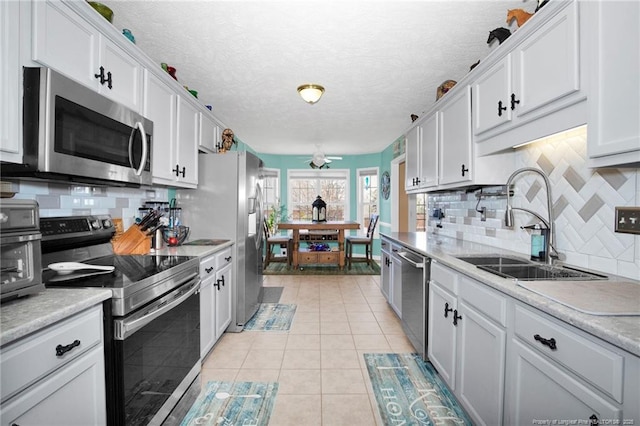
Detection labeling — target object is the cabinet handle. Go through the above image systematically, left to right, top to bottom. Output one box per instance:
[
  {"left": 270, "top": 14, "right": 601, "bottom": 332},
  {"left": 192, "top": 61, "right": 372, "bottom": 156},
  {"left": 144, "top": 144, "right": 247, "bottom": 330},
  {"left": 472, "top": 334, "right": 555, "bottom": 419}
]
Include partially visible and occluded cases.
[
  {"left": 94, "top": 66, "right": 106, "bottom": 84},
  {"left": 106, "top": 71, "right": 113, "bottom": 89},
  {"left": 510, "top": 93, "right": 520, "bottom": 110},
  {"left": 498, "top": 100, "right": 507, "bottom": 116},
  {"left": 461, "top": 164, "right": 469, "bottom": 177},
  {"left": 172, "top": 165, "right": 186, "bottom": 177},
  {"left": 225, "top": 256, "right": 232, "bottom": 262},
  {"left": 205, "top": 266, "right": 214, "bottom": 274},
  {"left": 216, "top": 276, "right": 225, "bottom": 289},
  {"left": 444, "top": 302, "right": 453, "bottom": 318},
  {"left": 453, "top": 309, "right": 462, "bottom": 325},
  {"left": 534, "top": 334, "right": 557, "bottom": 350},
  {"left": 56, "top": 339, "right": 81, "bottom": 357},
  {"left": 589, "top": 414, "right": 598, "bottom": 425}
]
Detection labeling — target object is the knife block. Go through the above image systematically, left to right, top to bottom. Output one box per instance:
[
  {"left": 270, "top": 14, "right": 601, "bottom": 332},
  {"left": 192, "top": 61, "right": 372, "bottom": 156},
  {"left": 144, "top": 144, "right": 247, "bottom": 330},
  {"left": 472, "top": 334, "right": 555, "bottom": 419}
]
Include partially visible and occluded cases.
[{"left": 111, "top": 224, "right": 151, "bottom": 255}]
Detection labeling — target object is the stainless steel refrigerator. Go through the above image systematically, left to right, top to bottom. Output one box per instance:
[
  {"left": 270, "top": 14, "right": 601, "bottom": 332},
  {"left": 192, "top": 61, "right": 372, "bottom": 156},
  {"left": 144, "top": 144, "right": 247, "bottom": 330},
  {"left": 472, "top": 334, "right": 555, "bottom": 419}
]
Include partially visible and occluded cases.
[{"left": 177, "top": 151, "right": 264, "bottom": 332}]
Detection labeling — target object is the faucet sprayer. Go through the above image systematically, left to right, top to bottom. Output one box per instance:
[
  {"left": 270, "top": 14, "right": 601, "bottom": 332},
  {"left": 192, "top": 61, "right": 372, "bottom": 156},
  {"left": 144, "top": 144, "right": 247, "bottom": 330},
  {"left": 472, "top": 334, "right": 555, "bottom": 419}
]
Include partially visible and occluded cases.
[{"left": 504, "top": 167, "right": 560, "bottom": 264}]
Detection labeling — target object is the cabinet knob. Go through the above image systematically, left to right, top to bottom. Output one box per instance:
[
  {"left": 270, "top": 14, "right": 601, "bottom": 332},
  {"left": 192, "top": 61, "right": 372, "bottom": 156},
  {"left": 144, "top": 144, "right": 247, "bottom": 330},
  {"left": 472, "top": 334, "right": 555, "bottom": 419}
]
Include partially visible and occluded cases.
[
  {"left": 94, "top": 66, "right": 106, "bottom": 84},
  {"left": 510, "top": 93, "right": 520, "bottom": 110},
  {"left": 498, "top": 100, "right": 507, "bottom": 116},
  {"left": 461, "top": 164, "right": 469, "bottom": 177},
  {"left": 225, "top": 256, "right": 232, "bottom": 262},
  {"left": 205, "top": 266, "right": 214, "bottom": 274},
  {"left": 589, "top": 414, "right": 598, "bottom": 425}
]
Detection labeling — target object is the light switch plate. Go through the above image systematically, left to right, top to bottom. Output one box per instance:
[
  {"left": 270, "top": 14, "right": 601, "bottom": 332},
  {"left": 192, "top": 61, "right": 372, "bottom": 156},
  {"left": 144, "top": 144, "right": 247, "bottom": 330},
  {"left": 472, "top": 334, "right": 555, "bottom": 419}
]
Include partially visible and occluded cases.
[{"left": 615, "top": 207, "right": 640, "bottom": 234}]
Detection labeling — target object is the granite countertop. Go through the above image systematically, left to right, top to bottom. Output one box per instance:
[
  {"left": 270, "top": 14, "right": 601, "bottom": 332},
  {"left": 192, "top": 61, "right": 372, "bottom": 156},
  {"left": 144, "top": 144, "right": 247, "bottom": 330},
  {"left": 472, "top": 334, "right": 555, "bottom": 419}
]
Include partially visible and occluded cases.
[
  {"left": 381, "top": 232, "right": 640, "bottom": 357},
  {"left": 152, "top": 240, "right": 233, "bottom": 259},
  {"left": 0, "top": 288, "right": 112, "bottom": 347}
]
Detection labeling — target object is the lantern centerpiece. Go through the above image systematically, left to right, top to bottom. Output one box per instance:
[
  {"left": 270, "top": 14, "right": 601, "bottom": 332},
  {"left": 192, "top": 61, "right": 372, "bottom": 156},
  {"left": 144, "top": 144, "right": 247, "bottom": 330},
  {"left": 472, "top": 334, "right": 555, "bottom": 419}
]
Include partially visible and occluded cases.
[{"left": 312, "top": 195, "right": 327, "bottom": 222}]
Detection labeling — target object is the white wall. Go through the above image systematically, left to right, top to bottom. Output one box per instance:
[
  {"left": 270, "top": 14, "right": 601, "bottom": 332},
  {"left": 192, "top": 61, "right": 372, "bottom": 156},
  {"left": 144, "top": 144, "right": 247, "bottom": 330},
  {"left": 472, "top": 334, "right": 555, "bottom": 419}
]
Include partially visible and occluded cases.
[{"left": 428, "top": 126, "right": 640, "bottom": 281}]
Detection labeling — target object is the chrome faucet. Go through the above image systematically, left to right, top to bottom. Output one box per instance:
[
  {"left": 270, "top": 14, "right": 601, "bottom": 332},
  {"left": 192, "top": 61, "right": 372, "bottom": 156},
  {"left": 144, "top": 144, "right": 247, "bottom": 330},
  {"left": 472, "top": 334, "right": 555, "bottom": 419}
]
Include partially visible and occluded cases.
[{"left": 504, "top": 167, "right": 559, "bottom": 264}]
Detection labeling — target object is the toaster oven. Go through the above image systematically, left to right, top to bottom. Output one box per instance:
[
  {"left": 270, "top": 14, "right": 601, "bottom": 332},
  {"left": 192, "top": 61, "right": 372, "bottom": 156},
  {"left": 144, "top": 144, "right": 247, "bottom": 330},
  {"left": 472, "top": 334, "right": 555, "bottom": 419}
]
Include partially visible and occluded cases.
[{"left": 0, "top": 199, "right": 44, "bottom": 302}]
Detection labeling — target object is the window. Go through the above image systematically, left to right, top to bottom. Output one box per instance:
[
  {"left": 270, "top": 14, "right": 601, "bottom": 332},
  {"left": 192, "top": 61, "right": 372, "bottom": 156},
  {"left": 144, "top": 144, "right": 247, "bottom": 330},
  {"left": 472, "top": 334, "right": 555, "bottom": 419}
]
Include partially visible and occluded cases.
[
  {"left": 261, "top": 168, "right": 280, "bottom": 218},
  {"left": 357, "top": 168, "right": 379, "bottom": 235},
  {"left": 288, "top": 169, "right": 349, "bottom": 221},
  {"left": 416, "top": 193, "right": 427, "bottom": 231}
]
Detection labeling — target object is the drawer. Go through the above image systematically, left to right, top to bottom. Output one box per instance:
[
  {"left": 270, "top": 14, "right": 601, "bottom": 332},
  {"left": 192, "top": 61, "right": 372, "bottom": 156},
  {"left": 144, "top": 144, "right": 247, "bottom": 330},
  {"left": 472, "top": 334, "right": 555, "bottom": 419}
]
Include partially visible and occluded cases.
[
  {"left": 215, "top": 247, "right": 233, "bottom": 270},
  {"left": 298, "top": 252, "right": 318, "bottom": 264},
  {"left": 317, "top": 252, "right": 339, "bottom": 264},
  {"left": 199, "top": 253, "right": 216, "bottom": 279},
  {"left": 431, "top": 261, "right": 459, "bottom": 295},
  {"left": 458, "top": 275, "right": 507, "bottom": 326},
  {"left": 514, "top": 303, "right": 624, "bottom": 403},
  {"left": 0, "top": 305, "right": 103, "bottom": 403}
]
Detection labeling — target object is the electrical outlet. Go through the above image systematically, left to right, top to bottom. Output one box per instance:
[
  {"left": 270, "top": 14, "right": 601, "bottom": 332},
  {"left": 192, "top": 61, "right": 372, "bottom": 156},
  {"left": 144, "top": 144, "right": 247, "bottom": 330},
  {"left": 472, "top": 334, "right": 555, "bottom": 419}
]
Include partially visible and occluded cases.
[{"left": 615, "top": 207, "right": 640, "bottom": 234}]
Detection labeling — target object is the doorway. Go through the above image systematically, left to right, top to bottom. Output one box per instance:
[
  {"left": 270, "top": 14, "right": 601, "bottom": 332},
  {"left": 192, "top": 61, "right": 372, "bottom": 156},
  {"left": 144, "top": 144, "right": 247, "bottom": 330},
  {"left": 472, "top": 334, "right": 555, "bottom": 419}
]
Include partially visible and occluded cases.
[{"left": 391, "top": 155, "right": 410, "bottom": 232}]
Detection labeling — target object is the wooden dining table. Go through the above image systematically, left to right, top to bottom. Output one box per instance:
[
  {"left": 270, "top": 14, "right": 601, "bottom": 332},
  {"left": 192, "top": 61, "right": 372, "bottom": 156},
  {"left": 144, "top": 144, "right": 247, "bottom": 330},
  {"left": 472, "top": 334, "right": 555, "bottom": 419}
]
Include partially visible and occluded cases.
[{"left": 277, "top": 221, "right": 360, "bottom": 270}]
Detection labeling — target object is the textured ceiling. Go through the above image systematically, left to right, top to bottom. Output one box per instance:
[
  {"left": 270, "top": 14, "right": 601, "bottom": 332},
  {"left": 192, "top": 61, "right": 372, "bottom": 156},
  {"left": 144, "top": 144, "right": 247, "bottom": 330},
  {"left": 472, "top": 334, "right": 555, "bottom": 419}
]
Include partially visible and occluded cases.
[{"left": 107, "top": 1, "right": 527, "bottom": 156}]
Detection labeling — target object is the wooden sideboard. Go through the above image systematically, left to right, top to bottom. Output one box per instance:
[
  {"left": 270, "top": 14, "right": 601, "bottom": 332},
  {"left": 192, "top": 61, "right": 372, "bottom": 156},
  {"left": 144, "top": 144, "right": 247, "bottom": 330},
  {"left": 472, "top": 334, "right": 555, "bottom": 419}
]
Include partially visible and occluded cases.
[{"left": 277, "top": 221, "right": 360, "bottom": 270}]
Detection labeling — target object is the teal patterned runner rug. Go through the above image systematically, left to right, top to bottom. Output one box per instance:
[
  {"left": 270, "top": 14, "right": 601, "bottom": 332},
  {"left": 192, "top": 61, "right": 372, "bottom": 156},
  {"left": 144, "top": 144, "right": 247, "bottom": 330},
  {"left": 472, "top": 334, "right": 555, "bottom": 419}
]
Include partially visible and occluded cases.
[
  {"left": 243, "top": 303, "right": 297, "bottom": 331},
  {"left": 364, "top": 353, "right": 472, "bottom": 426},
  {"left": 180, "top": 381, "right": 278, "bottom": 426}
]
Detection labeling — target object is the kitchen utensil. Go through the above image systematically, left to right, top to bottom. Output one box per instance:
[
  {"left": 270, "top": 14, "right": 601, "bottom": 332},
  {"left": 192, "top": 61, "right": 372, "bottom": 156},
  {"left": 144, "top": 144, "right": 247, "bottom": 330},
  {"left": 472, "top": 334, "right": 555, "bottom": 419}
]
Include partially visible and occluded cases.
[
  {"left": 49, "top": 262, "right": 115, "bottom": 275},
  {"left": 214, "top": 392, "right": 261, "bottom": 400}
]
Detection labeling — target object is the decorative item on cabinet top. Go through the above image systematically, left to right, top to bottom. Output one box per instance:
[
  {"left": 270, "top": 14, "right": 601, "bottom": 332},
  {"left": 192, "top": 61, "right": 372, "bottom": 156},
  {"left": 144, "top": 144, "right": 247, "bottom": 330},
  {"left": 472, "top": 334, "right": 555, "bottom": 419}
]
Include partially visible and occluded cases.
[
  {"left": 87, "top": 1, "right": 113, "bottom": 23},
  {"left": 507, "top": 9, "right": 534, "bottom": 28},
  {"left": 487, "top": 27, "right": 511, "bottom": 45},
  {"left": 436, "top": 80, "right": 457, "bottom": 100},
  {"left": 218, "top": 128, "right": 236, "bottom": 153}
]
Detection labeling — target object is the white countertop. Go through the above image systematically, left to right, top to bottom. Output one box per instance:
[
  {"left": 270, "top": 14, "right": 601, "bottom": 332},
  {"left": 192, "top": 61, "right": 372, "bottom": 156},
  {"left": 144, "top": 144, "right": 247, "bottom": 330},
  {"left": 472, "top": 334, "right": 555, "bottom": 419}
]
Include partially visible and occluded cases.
[
  {"left": 381, "top": 232, "right": 640, "bottom": 357},
  {"left": 151, "top": 240, "right": 233, "bottom": 258}
]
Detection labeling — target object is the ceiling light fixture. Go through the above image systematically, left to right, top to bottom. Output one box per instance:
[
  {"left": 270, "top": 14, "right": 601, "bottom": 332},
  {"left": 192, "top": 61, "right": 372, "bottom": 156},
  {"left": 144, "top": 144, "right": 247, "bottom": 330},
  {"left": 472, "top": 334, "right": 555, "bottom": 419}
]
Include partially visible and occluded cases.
[{"left": 297, "top": 84, "right": 325, "bottom": 104}]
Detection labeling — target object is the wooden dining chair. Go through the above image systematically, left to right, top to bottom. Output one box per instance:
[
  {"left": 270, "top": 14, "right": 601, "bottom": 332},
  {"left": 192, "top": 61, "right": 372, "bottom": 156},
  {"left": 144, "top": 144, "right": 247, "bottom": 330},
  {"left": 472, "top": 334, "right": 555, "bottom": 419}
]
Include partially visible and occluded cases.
[
  {"left": 345, "top": 214, "right": 379, "bottom": 269},
  {"left": 263, "top": 217, "right": 292, "bottom": 269}
]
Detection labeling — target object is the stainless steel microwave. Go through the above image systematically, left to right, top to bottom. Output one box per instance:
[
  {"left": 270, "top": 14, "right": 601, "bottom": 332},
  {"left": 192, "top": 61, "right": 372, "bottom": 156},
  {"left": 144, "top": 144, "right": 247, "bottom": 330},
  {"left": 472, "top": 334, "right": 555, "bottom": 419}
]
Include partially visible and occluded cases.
[{"left": 3, "top": 67, "right": 153, "bottom": 187}]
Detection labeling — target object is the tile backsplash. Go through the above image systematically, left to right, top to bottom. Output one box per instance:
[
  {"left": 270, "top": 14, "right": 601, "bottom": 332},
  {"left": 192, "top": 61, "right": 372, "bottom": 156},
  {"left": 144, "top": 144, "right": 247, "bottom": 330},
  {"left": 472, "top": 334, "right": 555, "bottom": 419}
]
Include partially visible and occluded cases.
[
  {"left": 428, "top": 126, "right": 640, "bottom": 281},
  {"left": 8, "top": 181, "right": 169, "bottom": 229}
]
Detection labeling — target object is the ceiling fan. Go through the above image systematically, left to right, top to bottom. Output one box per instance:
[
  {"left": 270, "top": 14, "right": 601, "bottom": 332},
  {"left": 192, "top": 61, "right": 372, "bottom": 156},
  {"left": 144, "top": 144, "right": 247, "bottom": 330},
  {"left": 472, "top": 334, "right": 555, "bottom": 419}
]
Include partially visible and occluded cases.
[{"left": 302, "top": 151, "right": 343, "bottom": 169}]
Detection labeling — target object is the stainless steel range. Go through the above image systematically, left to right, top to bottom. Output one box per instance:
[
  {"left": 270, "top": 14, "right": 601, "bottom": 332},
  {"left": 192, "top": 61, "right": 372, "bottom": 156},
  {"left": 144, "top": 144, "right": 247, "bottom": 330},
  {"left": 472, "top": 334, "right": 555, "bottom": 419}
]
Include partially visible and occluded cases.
[{"left": 41, "top": 215, "right": 201, "bottom": 426}]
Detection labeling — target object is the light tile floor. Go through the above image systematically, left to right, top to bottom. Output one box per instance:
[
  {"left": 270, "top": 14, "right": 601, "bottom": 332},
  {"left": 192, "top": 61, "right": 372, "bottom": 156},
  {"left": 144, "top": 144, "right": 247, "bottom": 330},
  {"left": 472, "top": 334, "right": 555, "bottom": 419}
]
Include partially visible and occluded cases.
[{"left": 200, "top": 274, "right": 416, "bottom": 426}]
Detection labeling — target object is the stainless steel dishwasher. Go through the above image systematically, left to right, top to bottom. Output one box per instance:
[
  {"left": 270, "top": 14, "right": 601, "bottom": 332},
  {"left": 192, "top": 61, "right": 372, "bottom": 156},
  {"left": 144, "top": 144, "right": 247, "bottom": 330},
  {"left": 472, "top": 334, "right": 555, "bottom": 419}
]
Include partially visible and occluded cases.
[{"left": 396, "top": 247, "right": 431, "bottom": 360}]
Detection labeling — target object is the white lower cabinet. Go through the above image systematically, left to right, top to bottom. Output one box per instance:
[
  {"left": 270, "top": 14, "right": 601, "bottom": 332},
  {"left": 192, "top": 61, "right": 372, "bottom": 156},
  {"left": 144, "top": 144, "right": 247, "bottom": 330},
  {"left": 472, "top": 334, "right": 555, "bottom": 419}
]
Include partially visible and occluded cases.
[
  {"left": 379, "top": 237, "right": 391, "bottom": 300},
  {"left": 389, "top": 244, "right": 402, "bottom": 318},
  {"left": 199, "top": 247, "right": 233, "bottom": 359},
  {"left": 214, "top": 249, "right": 233, "bottom": 340},
  {"left": 428, "top": 262, "right": 506, "bottom": 426},
  {"left": 505, "top": 303, "right": 630, "bottom": 424},
  {"left": 0, "top": 305, "right": 106, "bottom": 426}
]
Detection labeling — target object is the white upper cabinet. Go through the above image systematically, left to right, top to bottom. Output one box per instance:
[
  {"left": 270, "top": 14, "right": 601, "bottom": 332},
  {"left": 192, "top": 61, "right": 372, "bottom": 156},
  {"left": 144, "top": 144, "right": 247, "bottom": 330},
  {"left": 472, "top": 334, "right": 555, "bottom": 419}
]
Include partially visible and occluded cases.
[
  {"left": 0, "top": 1, "right": 22, "bottom": 164},
  {"left": 31, "top": 1, "right": 141, "bottom": 112},
  {"left": 472, "top": 1, "right": 587, "bottom": 156},
  {"left": 585, "top": 1, "right": 640, "bottom": 167},
  {"left": 439, "top": 87, "right": 473, "bottom": 187},
  {"left": 175, "top": 95, "right": 199, "bottom": 187},
  {"left": 405, "top": 112, "right": 439, "bottom": 193},
  {"left": 199, "top": 113, "right": 222, "bottom": 153},
  {"left": 405, "top": 126, "right": 420, "bottom": 191}
]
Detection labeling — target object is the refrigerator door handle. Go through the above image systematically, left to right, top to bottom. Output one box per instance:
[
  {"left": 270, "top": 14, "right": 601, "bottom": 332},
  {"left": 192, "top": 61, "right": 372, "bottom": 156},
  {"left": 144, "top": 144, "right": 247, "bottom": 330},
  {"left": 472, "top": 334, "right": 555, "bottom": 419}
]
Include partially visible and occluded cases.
[{"left": 255, "top": 183, "right": 264, "bottom": 250}]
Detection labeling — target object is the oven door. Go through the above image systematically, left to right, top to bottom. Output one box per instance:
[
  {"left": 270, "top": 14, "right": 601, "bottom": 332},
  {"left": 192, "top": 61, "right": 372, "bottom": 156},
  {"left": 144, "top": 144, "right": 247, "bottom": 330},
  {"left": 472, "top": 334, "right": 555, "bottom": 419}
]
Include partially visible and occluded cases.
[{"left": 111, "top": 277, "right": 200, "bottom": 426}]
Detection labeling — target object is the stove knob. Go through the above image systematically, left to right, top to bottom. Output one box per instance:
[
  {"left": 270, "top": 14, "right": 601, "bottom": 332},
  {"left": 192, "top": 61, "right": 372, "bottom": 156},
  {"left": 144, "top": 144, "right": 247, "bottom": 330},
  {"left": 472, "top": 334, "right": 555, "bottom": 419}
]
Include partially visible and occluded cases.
[
  {"left": 102, "top": 218, "right": 113, "bottom": 229},
  {"left": 90, "top": 219, "right": 101, "bottom": 230}
]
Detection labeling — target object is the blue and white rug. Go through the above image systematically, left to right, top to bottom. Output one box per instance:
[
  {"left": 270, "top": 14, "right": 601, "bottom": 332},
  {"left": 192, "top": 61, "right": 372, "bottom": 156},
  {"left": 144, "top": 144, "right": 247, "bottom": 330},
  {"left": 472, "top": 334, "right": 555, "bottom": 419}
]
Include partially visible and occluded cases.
[
  {"left": 243, "top": 303, "right": 297, "bottom": 331},
  {"left": 364, "top": 353, "right": 472, "bottom": 426},
  {"left": 180, "top": 381, "right": 278, "bottom": 426}
]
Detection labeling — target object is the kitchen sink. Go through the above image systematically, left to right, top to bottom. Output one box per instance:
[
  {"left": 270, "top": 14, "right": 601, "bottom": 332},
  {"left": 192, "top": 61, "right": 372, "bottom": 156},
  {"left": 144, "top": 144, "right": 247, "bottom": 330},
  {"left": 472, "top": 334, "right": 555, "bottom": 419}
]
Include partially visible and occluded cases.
[
  {"left": 456, "top": 255, "right": 608, "bottom": 281},
  {"left": 456, "top": 255, "right": 531, "bottom": 266},
  {"left": 478, "top": 264, "right": 608, "bottom": 281}
]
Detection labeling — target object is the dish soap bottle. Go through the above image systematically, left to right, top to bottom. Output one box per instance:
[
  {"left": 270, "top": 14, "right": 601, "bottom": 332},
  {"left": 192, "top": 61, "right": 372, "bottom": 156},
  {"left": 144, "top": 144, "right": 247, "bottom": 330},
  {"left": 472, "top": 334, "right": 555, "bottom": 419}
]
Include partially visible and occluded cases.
[{"left": 530, "top": 224, "right": 547, "bottom": 262}]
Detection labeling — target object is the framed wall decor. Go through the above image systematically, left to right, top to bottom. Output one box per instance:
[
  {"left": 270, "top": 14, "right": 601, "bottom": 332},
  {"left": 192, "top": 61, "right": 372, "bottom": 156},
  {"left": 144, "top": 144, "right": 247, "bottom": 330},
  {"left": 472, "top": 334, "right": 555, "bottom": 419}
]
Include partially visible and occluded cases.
[{"left": 381, "top": 171, "right": 391, "bottom": 200}]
